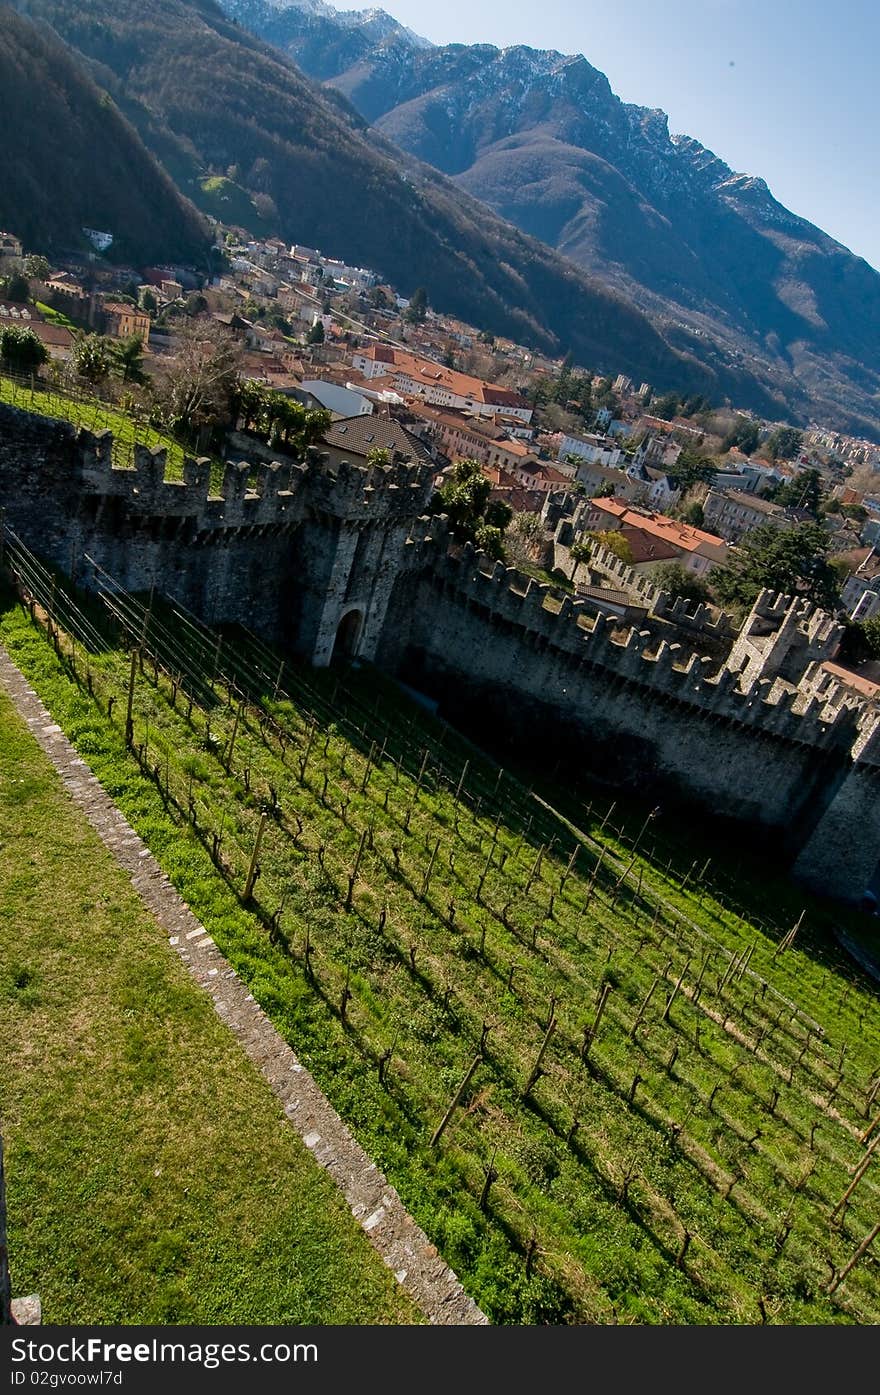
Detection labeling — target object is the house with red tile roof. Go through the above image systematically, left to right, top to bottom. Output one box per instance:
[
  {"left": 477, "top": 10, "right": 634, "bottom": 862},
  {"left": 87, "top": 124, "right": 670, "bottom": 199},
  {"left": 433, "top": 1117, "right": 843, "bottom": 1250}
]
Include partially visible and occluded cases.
[
  {"left": 350, "top": 344, "right": 532, "bottom": 422},
  {"left": 581, "top": 497, "right": 729, "bottom": 576}
]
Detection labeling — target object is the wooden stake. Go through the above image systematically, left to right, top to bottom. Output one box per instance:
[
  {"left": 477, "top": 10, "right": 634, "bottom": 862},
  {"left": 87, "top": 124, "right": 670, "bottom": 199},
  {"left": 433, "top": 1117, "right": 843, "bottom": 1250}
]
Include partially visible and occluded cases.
[
  {"left": 124, "top": 647, "right": 137, "bottom": 747},
  {"left": 360, "top": 740, "right": 376, "bottom": 794},
  {"left": 454, "top": 759, "right": 470, "bottom": 805},
  {"left": 243, "top": 813, "right": 267, "bottom": 902},
  {"left": 525, "top": 843, "right": 546, "bottom": 895},
  {"left": 559, "top": 843, "right": 579, "bottom": 893},
  {"left": 583, "top": 846, "right": 607, "bottom": 908},
  {"left": 773, "top": 910, "right": 805, "bottom": 960},
  {"left": 663, "top": 957, "right": 691, "bottom": 1023},
  {"left": 335, "top": 958, "right": 351, "bottom": 1021},
  {"left": 630, "top": 976, "right": 660, "bottom": 1040},
  {"left": 582, "top": 982, "right": 612, "bottom": 1058},
  {"left": 522, "top": 1015, "right": 557, "bottom": 1098},
  {"left": 430, "top": 1052, "right": 483, "bottom": 1147},
  {"left": 860, "top": 1109, "right": 880, "bottom": 1147},
  {"left": 830, "top": 1133, "right": 880, "bottom": 1221},
  {"left": 479, "top": 1148, "right": 498, "bottom": 1212},
  {"left": 826, "top": 1221, "right": 880, "bottom": 1295}
]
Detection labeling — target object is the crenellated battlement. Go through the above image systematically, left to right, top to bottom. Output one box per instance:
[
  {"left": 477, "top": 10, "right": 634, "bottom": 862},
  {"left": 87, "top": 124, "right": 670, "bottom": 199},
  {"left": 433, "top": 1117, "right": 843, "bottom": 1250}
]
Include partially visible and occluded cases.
[
  {"left": 4, "top": 398, "right": 880, "bottom": 902},
  {"left": 72, "top": 428, "right": 435, "bottom": 530},
  {"left": 550, "top": 526, "right": 737, "bottom": 643},
  {"left": 426, "top": 543, "right": 872, "bottom": 763}
]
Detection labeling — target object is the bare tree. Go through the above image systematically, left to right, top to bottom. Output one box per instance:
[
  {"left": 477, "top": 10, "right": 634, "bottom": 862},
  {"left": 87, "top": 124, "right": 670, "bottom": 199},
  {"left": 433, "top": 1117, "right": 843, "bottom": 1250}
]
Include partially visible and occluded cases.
[
  {"left": 153, "top": 319, "right": 241, "bottom": 440},
  {"left": 505, "top": 511, "right": 548, "bottom": 567}
]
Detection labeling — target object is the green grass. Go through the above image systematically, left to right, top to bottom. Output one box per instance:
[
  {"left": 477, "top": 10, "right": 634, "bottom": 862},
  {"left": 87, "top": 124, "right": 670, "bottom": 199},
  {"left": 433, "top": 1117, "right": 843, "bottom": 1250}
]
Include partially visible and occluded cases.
[
  {"left": 194, "top": 176, "right": 274, "bottom": 234},
  {"left": 33, "top": 302, "right": 77, "bottom": 331},
  {"left": 0, "top": 376, "right": 225, "bottom": 488},
  {"left": 514, "top": 560, "right": 574, "bottom": 593},
  {"left": 3, "top": 584, "right": 880, "bottom": 1325},
  {"left": 0, "top": 685, "right": 422, "bottom": 1326}
]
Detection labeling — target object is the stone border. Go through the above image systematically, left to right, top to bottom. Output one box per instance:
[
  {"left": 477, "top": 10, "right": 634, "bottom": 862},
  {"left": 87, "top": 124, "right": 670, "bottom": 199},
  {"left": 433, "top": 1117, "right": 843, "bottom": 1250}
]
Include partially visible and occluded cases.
[{"left": 0, "top": 646, "right": 488, "bottom": 1327}]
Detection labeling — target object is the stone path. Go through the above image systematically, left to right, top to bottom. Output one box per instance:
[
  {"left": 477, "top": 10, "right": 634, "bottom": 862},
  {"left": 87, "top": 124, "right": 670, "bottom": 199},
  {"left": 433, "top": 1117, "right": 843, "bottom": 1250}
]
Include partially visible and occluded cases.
[{"left": 0, "top": 645, "right": 488, "bottom": 1326}]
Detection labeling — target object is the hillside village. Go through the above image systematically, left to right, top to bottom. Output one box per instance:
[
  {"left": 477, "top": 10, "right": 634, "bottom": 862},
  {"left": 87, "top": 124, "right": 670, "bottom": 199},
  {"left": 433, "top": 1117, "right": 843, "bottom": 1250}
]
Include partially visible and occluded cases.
[{"left": 4, "top": 217, "right": 880, "bottom": 673}]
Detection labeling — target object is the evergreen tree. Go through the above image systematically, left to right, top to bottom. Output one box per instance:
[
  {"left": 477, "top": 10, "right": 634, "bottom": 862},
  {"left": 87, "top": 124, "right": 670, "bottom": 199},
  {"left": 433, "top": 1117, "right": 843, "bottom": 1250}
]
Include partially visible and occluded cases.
[
  {"left": 404, "top": 286, "right": 428, "bottom": 324},
  {"left": 0, "top": 325, "right": 48, "bottom": 374},
  {"left": 766, "top": 425, "right": 804, "bottom": 461},
  {"left": 429, "top": 459, "right": 512, "bottom": 556},
  {"left": 711, "top": 521, "right": 839, "bottom": 612}
]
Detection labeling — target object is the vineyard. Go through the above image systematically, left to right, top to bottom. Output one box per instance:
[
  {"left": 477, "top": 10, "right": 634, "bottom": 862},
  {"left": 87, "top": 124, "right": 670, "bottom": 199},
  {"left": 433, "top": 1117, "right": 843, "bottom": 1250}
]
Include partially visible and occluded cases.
[
  {"left": 0, "top": 373, "right": 225, "bottom": 489},
  {"left": 2, "top": 530, "right": 880, "bottom": 1325}
]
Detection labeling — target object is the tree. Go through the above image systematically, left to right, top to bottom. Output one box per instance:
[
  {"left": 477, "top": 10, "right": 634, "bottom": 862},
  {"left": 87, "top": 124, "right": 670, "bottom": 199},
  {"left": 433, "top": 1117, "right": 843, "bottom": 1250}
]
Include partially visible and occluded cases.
[
  {"left": 24, "top": 255, "right": 50, "bottom": 281},
  {"left": 1, "top": 272, "right": 30, "bottom": 303},
  {"left": 404, "top": 286, "right": 428, "bottom": 324},
  {"left": 141, "top": 289, "right": 157, "bottom": 314},
  {"left": 184, "top": 292, "right": 208, "bottom": 318},
  {"left": 152, "top": 320, "right": 240, "bottom": 439},
  {"left": 306, "top": 320, "right": 325, "bottom": 345},
  {"left": 0, "top": 325, "right": 47, "bottom": 375},
  {"left": 70, "top": 331, "right": 112, "bottom": 385},
  {"left": 110, "top": 333, "right": 147, "bottom": 385},
  {"left": 593, "top": 377, "right": 619, "bottom": 414},
  {"left": 231, "top": 378, "right": 329, "bottom": 454},
  {"left": 652, "top": 392, "right": 680, "bottom": 421},
  {"left": 722, "top": 416, "right": 760, "bottom": 456},
  {"left": 766, "top": 425, "right": 804, "bottom": 461},
  {"left": 365, "top": 447, "right": 391, "bottom": 468},
  {"left": 667, "top": 447, "right": 716, "bottom": 491},
  {"left": 428, "top": 459, "right": 512, "bottom": 554},
  {"left": 770, "top": 467, "right": 824, "bottom": 517},
  {"left": 485, "top": 499, "right": 513, "bottom": 532},
  {"left": 672, "top": 500, "right": 705, "bottom": 528},
  {"left": 841, "top": 502, "right": 868, "bottom": 522},
  {"left": 505, "top": 511, "right": 546, "bottom": 566},
  {"left": 710, "top": 521, "right": 839, "bottom": 613},
  {"left": 474, "top": 524, "right": 506, "bottom": 561},
  {"left": 591, "top": 529, "right": 634, "bottom": 564},
  {"left": 569, "top": 538, "right": 592, "bottom": 581},
  {"left": 651, "top": 561, "right": 712, "bottom": 604},
  {"left": 839, "top": 616, "right": 880, "bottom": 665}
]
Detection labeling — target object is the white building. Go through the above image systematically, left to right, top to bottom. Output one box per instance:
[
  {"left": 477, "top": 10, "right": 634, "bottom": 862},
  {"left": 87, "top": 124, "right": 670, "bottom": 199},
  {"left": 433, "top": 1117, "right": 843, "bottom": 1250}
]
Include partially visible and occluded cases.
[
  {"left": 300, "top": 380, "right": 374, "bottom": 418},
  {"left": 558, "top": 433, "right": 623, "bottom": 469}
]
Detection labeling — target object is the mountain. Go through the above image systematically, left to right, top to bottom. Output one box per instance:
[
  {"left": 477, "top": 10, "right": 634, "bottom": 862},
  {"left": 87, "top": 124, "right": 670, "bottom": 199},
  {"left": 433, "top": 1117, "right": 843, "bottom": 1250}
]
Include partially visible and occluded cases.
[
  {"left": 9, "top": 0, "right": 738, "bottom": 408},
  {"left": 219, "top": 0, "right": 880, "bottom": 438},
  {"left": 0, "top": 4, "right": 211, "bottom": 266}
]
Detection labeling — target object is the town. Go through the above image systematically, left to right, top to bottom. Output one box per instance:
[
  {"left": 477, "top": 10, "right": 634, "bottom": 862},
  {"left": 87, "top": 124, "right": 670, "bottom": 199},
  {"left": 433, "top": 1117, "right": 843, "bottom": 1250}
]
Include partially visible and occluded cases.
[{"left": 3, "top": 219, "right": 880, "bottom": 651}]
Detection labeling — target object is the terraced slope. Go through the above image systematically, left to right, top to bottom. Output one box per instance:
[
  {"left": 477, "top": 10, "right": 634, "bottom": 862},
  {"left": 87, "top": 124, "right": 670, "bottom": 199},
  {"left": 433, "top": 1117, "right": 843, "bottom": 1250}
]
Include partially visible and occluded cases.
[{"left": 2, "top": 553, "right": 880, "bottom": 1323}]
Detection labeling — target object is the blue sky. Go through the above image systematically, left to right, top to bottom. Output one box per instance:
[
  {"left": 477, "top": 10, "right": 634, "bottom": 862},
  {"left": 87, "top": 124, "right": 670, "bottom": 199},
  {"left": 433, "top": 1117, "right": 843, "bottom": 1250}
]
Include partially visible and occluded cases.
[{"left": 379, "top": 0, "right": 880, "bottom": 272}]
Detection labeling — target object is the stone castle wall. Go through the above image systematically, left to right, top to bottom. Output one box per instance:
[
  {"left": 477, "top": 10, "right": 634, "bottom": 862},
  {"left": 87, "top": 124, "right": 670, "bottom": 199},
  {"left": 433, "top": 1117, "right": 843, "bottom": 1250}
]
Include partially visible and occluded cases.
[
  {"left": 0, "top": 402, "right": 433, "bottom": 661},
  {"left": 3, "top": 403, "right": 879, "bottom": 901},
  {"left": 392, "top": 542, "right": 880, "bottom": 900}
]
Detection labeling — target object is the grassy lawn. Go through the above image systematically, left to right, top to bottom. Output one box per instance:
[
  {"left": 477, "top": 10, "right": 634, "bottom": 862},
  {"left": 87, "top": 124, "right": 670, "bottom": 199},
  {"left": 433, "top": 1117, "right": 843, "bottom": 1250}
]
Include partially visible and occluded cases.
[
  {"left": 33, "top": 303, "right": 77, "bottom": 331},
  {"left": 0, "top": 686, "right": 422, "bottom": 1326}
]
